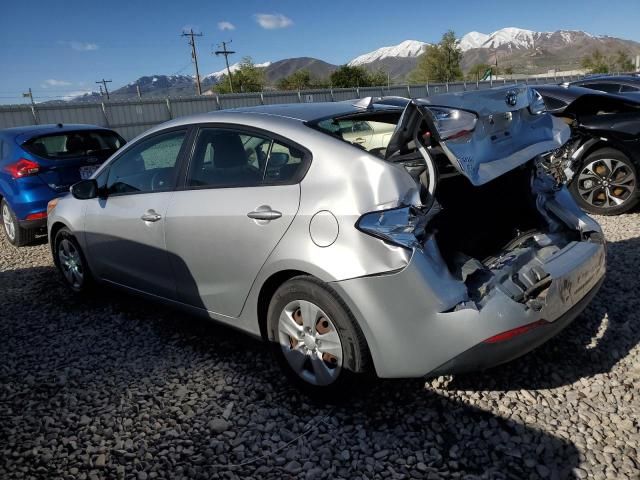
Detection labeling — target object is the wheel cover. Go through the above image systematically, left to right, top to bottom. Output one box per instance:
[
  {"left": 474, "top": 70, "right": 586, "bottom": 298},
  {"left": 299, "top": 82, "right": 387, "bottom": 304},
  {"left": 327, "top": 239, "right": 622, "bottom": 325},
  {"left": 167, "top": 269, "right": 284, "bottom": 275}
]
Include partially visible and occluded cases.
[
  {"left": 577, "top": 158, "right": 636, "bottom": 209},
  {"left": 2, "top": 204, "right": 16, "bottom": 241},
  {"left": 58, "top": 239, "right": 84, "bottom": 288},
  {"left": 277, "top": 300, "right": 343, "bottom": 386}
]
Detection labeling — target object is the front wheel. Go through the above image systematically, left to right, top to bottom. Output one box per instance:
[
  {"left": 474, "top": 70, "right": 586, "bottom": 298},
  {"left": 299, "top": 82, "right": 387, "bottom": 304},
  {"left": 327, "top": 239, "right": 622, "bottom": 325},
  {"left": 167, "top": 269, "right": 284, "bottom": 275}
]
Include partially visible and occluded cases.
[
  {"left": 569, "top": 148, "right": 639, "bottom": 215},
  {"left": 54, "top": 227, "right": 93, "bottom": 293},
  {"left": 267, "top": 276, "right": 370, "bottom": 396}
]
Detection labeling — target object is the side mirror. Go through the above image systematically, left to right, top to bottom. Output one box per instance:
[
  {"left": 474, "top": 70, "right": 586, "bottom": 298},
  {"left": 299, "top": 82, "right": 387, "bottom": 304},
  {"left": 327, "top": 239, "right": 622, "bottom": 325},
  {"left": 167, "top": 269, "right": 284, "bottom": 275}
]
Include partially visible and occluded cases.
[{"left": 71, "top": 179, "right": 99, "bottom": 200}]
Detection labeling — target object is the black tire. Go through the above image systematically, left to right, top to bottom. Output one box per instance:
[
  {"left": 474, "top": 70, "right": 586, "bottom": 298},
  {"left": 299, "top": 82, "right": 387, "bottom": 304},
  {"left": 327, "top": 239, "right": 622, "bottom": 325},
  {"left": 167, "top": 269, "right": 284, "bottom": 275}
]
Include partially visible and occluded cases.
[
  {"left": 569, "top": 147, "right": 639, "bottom": 215},
  {"left": 1, "top": 199, "right": 36, "bottom": 247},
  {"left": 53, "top": 227, "right": 93, "bottom": 293},
  {"left": 266, "top": 276, "right": 370, "bottom": 398}
]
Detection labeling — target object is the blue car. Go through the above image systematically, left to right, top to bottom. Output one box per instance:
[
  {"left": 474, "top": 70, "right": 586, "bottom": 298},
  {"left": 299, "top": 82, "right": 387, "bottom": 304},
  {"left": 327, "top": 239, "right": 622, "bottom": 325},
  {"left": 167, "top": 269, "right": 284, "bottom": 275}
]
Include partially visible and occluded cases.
[{"left": 0, "top": 124, "right": 125, "bottom": 246}]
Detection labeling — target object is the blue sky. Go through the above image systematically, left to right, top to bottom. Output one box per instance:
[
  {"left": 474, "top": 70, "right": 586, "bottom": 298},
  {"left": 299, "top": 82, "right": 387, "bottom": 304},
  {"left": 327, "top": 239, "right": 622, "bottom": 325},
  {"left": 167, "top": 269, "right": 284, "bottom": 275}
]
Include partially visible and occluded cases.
[{"left": 1, "top": 0, "right": 639, "bottom": 104}]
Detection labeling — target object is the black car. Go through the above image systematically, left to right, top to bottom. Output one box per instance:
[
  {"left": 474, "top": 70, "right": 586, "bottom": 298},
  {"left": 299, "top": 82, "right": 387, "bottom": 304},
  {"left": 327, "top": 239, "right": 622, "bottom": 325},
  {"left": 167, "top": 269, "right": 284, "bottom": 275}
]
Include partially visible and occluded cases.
[
  {"left": 564, "top": 75, "right": 640, "bottom": 96},
  {"left": 536, "top": 85, "right": 640, "bottom": 215}
]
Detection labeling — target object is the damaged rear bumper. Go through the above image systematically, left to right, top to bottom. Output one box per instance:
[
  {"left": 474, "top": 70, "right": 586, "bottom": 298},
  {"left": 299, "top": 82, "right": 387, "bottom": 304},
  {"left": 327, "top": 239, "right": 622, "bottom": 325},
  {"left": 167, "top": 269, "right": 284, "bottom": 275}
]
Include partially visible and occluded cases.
[
  {"left": 331, "top": 234, "right": 606, "bottom": 379},
  {"left": 427, "top": 275, "right": 603, "bottom": 376}
]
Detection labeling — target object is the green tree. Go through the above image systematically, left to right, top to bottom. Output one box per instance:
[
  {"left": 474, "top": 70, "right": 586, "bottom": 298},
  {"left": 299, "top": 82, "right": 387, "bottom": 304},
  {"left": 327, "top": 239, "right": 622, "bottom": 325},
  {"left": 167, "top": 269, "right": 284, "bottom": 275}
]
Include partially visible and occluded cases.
[
  {"left": 410, "top": 30, "right": 463, "bottom": 83},
  {"left": 581, "top": 50, "right": 610, "bottom": 74},
  {"left": 614, "top": 50, "right": 635, "bottom": 72},
  {"left": 214, "top": 57, "right": 265, "bottom": 93},
  {"left": 466, "top": 63, "right": 491, "bottom": 81},
  {"left": 330, "top": 65, "right": 372, "bottom": 88},
  {"left": 369, "top": 69, "right": 389, "bottom": 86},
  {"left": 277, "top": 70, "right": 313, "bottom": 90}
]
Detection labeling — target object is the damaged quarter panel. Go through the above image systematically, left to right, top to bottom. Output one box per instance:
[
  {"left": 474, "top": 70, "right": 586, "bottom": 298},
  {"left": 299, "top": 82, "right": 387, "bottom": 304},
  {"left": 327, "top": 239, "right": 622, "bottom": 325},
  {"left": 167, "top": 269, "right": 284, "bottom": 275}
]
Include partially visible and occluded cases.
[{"left": 331, "top": 88, "right": 605, "bottom": 379}]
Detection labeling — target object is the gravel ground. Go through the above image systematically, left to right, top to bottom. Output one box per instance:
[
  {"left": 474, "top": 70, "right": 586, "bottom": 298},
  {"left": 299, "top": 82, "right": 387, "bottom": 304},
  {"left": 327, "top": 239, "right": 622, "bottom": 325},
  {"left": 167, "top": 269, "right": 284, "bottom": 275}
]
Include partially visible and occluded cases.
[{"left": 0, "top": 213, "right": 639, "bottom": 480}]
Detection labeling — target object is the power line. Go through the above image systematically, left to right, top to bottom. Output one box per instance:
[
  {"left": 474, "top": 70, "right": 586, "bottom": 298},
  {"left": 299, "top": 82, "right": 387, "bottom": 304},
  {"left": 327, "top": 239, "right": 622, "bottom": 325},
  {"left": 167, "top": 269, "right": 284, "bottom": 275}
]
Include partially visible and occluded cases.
[
  {"left": 181, "top": 29, "right": 203, "bottom": 95},
  {"left": 214, "top": 40, "right": 236, "bottom": 93},
  {"left": 95, "top": 79, "right": 112, "bottom": 100}
]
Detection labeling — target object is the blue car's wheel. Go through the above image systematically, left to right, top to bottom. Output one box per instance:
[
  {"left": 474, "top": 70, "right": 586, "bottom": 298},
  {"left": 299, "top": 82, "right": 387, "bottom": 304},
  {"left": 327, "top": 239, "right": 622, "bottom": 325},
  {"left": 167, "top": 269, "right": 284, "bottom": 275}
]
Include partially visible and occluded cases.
[{"left": 1, "top": 199, "right": 35, "bottom": 247}]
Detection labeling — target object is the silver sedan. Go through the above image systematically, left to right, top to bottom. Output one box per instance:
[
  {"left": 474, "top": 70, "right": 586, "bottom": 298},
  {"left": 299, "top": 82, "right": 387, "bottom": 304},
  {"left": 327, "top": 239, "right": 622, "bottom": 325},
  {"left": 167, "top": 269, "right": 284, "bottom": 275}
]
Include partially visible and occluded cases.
[{"left": 47, "top": 86, "right": 606, "bottom": 396}]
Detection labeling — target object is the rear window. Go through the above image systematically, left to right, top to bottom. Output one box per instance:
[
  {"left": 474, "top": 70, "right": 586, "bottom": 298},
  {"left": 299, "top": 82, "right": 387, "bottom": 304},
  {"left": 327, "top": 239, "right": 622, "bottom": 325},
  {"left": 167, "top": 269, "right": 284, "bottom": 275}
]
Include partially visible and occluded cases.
[
  {"left": 581, "top": 83, "right": 621, "bottom": 94},
  {"left": 24, "top": 130, "right": 125, "bottom": 160}
]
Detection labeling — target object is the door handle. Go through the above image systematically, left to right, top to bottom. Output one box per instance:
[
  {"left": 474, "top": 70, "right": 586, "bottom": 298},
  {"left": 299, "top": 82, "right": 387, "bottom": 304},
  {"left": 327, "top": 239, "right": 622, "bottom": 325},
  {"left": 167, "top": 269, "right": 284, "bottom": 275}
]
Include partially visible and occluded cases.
[
  {"left": 354, "top": 137, "right": 366, "bottom": 144},
  {"left": 247, "top": 207, "right": 282, "bottom": 221},
  {"left": 141, "top": 210, "right": 162, "bottom": 222}
]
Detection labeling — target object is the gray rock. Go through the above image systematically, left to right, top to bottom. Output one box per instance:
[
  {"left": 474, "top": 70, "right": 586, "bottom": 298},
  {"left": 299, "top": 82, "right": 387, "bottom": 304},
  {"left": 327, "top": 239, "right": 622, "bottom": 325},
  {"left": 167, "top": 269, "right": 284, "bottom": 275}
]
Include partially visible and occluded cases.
[
  {"left": 208, "top": 418, "right": 230, "bottom": 434},
  {"left": 284, "top": 460, "right": 302, "bottom": 474}
]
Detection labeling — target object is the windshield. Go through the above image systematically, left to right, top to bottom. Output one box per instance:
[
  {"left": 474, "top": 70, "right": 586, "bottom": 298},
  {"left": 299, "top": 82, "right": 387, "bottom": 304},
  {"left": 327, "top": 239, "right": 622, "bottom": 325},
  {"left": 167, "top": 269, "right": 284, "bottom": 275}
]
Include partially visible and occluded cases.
[{"left": 23, "top": 130, "right": 125, "bottom": 160}]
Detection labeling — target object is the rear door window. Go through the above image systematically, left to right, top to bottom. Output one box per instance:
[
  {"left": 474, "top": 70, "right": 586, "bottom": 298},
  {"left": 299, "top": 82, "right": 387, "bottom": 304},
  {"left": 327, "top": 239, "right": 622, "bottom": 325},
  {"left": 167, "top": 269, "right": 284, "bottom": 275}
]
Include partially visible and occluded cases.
[
  {"left": 621, "top": 84, "right": 640, "bottom": 92},
  {"left": 186, "top": 128, "right": 307, "bottom": 188},
  {"left": 24, "top": 130, "right": 125, "bottom": 160}
]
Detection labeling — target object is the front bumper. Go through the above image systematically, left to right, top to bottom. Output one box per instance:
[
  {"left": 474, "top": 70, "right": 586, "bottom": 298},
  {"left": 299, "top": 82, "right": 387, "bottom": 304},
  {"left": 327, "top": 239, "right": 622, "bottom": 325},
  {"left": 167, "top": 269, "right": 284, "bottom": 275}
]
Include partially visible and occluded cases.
[{"left": 331, "top": 237, "right": 606, "bottom": 379}]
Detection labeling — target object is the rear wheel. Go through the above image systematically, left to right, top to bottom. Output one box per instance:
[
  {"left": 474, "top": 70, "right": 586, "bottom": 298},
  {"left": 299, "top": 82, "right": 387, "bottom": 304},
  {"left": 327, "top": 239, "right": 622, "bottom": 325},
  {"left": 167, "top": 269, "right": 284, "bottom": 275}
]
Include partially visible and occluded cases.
[
  {"left": 569, "top": 148, "right": 639, "bottom": 215},
  {"left": 1, "top": 199, "right": 35, "bottom": 247},
  {"left": 54, "top": 227, "right": 92, "bottom": 293},
  {"left": 267, "top": 276, "right": 370, "bottom": 397}
]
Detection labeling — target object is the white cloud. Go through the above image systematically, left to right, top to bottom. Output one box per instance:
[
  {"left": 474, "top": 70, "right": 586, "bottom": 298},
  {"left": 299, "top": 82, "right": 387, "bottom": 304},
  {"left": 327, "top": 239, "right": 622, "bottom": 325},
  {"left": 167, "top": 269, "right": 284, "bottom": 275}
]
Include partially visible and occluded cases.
[
  {"left": 254, "top": 13, "right": 293, "bottom": 30},
  {"left": 218, "top": 21, "right": 235, "bottom": 31},
  {"left": 59, "top": 41, "right": 98, "bottom": 51},
  {"left": 69, "top": 41, "right": 98, "bottom": 51},
  {"left": 41, "top": 79, "right": 72, "bottom": 88},
  {"left": 62, "top": 90, "right": 94, "bottom": 101}
]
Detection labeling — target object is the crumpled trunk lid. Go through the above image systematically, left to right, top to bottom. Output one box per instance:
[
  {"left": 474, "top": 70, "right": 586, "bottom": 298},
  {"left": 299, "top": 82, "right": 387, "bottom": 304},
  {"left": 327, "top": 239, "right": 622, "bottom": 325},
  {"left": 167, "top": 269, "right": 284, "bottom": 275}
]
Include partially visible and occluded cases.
[{"left": 386, "top": 85, "right": 571, "bottom": 186}]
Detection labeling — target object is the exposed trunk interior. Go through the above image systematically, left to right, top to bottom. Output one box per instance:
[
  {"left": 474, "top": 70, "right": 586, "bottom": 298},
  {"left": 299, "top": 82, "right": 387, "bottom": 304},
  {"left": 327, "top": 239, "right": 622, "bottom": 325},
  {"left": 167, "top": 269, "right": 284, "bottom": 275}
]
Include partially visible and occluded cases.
[
  {"left": 428, "top": 161, "right": 588, "bottom": 307},
  {"left": 431, "top": 164, "right": 548, "bottom": 265}
]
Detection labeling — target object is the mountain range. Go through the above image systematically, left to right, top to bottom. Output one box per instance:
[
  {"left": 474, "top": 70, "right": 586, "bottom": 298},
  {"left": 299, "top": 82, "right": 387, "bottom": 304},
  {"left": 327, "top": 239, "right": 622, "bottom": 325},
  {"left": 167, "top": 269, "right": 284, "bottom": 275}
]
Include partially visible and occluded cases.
[{"left": 65, "top": 27, "right": 640, "bottom": 103}]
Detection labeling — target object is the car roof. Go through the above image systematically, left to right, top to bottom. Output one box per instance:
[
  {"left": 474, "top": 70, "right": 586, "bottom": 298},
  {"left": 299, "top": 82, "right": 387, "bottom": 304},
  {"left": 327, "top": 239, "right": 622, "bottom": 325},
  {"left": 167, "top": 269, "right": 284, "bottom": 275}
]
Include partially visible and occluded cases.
[
  {"left": 570, "top": 75, "right": 640, "bottom": 85},
  {"left": 225, "top": 100, "right": 403, "bottom": 122},
  {"left": 0, "top": 123, "right": 112, "bottom": 141}
]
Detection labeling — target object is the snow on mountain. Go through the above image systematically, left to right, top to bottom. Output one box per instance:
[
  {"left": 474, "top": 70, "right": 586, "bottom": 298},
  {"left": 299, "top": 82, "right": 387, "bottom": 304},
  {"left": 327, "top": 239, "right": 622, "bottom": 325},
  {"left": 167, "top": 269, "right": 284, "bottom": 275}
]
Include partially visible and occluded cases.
[
  {"left": 481, "top": 27, "right": 537, "bottom": 50},
  {"left": 459, "top": 28, "right": 595, "bottom": 52},
  {"left": 459, "top": 31, "right": 489, "bottom": 51},
  {"left": 348, "top": 40, "right": 428, "bottom": 66},
  {"left": 205, "top": 61, "right": 272, "bottom": 81}
]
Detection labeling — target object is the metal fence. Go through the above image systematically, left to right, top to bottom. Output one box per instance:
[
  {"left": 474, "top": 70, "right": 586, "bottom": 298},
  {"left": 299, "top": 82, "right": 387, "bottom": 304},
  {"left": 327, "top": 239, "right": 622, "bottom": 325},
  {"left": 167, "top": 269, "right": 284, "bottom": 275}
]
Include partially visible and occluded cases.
[{"left": 0, "top": 75, "right": 585, "bottom": 140}]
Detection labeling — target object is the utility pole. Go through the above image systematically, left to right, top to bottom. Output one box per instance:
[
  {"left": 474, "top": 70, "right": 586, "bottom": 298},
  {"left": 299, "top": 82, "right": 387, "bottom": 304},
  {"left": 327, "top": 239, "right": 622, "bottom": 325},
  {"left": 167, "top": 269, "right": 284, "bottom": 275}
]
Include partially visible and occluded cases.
[
  {"left": 182, "top": 29, "right": 203, "bottom": 95},
  {"left": 215, "top": 40, "right": 236, "bottom": 93},
  {"left": 96, "top": 79, "right": 112, "bottom": 100},
  {"left": 136, "top": 84, "right": 142, "bottom": 98},
  {"left": 22, "top": 88, "right": 35, "bottom": 105}
]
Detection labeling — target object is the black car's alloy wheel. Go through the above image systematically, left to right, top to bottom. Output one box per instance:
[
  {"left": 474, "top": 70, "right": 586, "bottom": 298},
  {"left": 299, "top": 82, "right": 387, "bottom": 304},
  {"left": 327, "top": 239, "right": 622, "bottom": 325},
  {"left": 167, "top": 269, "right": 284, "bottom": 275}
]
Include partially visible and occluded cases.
[{"left": 570, "top": 148, "right": 639, "bottom": 215}]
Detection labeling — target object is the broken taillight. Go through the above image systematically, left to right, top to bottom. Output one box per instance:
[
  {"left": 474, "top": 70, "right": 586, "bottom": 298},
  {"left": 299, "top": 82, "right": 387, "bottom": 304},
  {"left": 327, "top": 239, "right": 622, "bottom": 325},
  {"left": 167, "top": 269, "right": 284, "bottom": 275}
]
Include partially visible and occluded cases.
[
  {"left": 356, "top": 206, "right": 428, "bottom": 250},
  {"left": 482, "top": 320, "right": 548, "bottom": 344}
]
